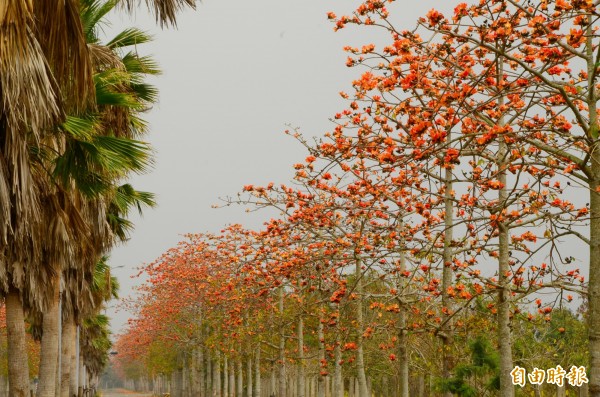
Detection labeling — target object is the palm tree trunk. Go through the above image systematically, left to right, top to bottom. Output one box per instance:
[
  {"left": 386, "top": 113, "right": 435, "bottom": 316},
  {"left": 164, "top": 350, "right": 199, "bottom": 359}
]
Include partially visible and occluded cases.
[
  {"left": 37, "top": 276, "right": 60, "bottom": 397},
  {"left": 6, "top": 285, "right": 30, "bottom": 397},
  {"left": 60, "top": 316, "right": 76, "bottom": 397},
  {"left": 70, "top": 326, "right": 78, "bottom": 397},
  {"left": 78, "top": 351, "right": 85, "bottom": 397},
  {"left": 0, "top": 374, "right": 8, "bottom": 397}
]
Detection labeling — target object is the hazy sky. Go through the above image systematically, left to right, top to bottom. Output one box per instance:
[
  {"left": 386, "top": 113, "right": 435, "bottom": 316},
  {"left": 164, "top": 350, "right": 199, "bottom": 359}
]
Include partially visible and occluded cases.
[{"left": 106, "top": 0, "right": 458, "bottom": 334}]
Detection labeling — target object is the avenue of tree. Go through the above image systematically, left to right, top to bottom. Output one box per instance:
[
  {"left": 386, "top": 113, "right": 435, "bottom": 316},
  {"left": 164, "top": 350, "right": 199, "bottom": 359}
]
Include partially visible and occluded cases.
[{"left": 113, "top": 1, "right": 600, "bottom": 397}]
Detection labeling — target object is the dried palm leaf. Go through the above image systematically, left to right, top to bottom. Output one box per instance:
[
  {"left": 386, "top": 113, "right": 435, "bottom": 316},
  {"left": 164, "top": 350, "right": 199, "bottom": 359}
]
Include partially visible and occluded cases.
[
  {"left": 33, "top": 0, "right": 94, "bottom": 111},
  {"left": 119, "top": 0, "right": 196, "bottom": 27},
  {"left": 0, "top": 1, "right": 62, "bottom": 134},
  {"left": 88, "top": 43, "right": 124, "bottom": 71}
]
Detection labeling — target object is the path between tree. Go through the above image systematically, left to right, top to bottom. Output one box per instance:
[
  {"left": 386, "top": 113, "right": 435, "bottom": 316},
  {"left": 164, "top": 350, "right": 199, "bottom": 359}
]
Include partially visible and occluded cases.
[{"left": 101, "top": 389, "right": 153, "bottom": 397}]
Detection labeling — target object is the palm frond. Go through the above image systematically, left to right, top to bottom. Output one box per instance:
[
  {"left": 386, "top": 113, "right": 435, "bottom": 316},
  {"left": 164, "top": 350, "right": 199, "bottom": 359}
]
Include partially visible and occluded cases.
[
  {"left": 81, "top": 0, "right": 119, "bottom": 42},
  {"left": 119, "top": 0, "right": 197, "bottom": 27},
  {"left": 0, "top": 2, "right": 63, "bottom": 135},
  {"left": 107, "top": 27, "right": 153, "bottom": 49},
  {"left": 88, "top": 43, "right": 124, "bottom": 71},
  {"left": 122, "top": 53, "right": 161, "bottom": 76},
  {"left": 94, "top": 70, "right": 144, "bottom": 109},
  {"left": 129, "top": 82, "right": 159, "bottom": 104},
  {"left": 62, "top": 115, "right": 97, "bottom": 141},
  {"left": 93, "top": 135, "right": 153, "bottom": 175},
  {"left": 114, "top": 183, "right": 156, "bottom": 214},
  {"left": 107, "top": 184, "right": 155, "bottom": 241},
  {"left": 106, "top": 212, "right": 134, "bottom": 241}
]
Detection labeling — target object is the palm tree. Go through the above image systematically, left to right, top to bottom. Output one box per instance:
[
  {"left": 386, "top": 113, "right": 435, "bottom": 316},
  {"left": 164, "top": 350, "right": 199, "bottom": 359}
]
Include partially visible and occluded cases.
[
  {"left": 1, "top": 0, "right": 193, "bottom": 393},
  {"left": 54, "top": 2, "right": 158, "bottom": 395},
  {"left": 62, "top": 256, "right": 119, "bottom": 397},
  {"left": 80, "top": 313, "right": 112, "bottom": 390}
]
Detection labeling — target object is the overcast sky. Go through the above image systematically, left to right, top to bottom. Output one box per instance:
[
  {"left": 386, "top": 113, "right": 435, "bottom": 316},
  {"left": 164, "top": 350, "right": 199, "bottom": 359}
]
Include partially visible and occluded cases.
[{"left": 105, "top": 0, "right": 458, "bottom": 335}]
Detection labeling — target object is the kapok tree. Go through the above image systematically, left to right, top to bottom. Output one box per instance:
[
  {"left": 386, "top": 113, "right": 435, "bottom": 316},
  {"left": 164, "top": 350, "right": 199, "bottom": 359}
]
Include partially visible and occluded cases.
[
  {"left": 327, "top": 1, "right": 591, "bottom": 395},
  {"left": 409, "top": 2, "right": 599, "bottom": 394},
  {"left": 237, "top": 139, "right": 455, "bottom": 397}
]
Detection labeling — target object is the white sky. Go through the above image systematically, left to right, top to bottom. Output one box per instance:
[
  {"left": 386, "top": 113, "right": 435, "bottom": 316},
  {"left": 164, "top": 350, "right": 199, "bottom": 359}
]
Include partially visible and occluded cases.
[{"left": 105, "top": 0, "right": 460, "bottom": 335}]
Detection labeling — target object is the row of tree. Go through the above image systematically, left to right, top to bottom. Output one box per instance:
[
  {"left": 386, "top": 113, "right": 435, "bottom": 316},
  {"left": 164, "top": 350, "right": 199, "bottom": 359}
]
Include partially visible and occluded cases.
[
  {"left": 0, "top": 0, "right": 196, "bottom": 396},
  {"left": 115, "top": 1, "right": 599, "bottom": 396},
  {"left": 115, "top": 229, "right": 587, "bottom": 397},
  {"left": 0, "top": 258, "right": 116, "bottom": 397}
]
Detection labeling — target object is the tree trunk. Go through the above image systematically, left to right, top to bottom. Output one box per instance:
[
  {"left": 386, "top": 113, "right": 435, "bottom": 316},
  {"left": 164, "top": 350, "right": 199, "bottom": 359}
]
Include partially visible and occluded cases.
[
  {"left": 588, "top": 18, "right": 600, "bottom": 396},
  {"left": 497, "top": 80, "right": 514, "bottom": 397},
  {"left": 589, "top": 131, "right": 600, "bottom": 395},
  {"left": 441, "top": 141, "right": 454, "bottom": 397},
  {"left": 397, "top": 251, "right": 409, "bottom": 397},
  {"left": 354, "top": 258, "right": 369, "bottom": 397},
  {"left": 37, "top": 276, "right": 60, "bottom": 397},
  {"left": 6, "top": 285, "right": 30, "bottom": 397},
  {"left": 278, "top": 288, "right": 286, "bottom": 397},
  {"left": 60, "top": 316, "right": 76, "bottom": 397},
  {"left": 297, "top": 316, "right": 305, "bottom": 397},
  {"left": 317, "top": 319, "right": 325, "bottom": 397},
  {"left": 333, "top": 325, "right": 343, "bottom": 397},
  {"left": 70, "top": 326, "right": 78, "bottom": 397},
  {"left": 255, "top": 346, "right": 261, "bottom": 397},
  {"left": 199, "top": 347, "right": 206, "bottom": 397},
  {"left": 192, "top": 348, "right": 202, "bottom": 397},
  {"left": 77, "top": 352, "right": 85, "bottom": 397},
  {"left": 207, "top": 352, "right": 213, "bottom": 396},
  {"left": 213, "top": 352, "right": 221, "bottom": 397},
  {"left": 246, "top": 354, "right": 253, "bottom": 397},
  {"left": 223, "top": 356, "right": 229, "bottom": 397},
  {"left": 236, "top": 357, "right": 243, "bottom": 397},
  {"left": 229, "top": 358, "right": 235, "bottom": 397},
  {"left": 183, "top": 361, "right": 189, "bottom": 397},
  {"left": 172, "top": 368, "right": 183, "bottom": 397},
  {"left": 270, "top": 368, "right": 276, "bottom": 397},
  {"left": 289, "top": 373, "right": 295, "bottom": 397},
  {"left": 0, "top": 375, "right": 8, "bottom": 397},
  {"left": 418, "top": 375, "right": 426, "bottom": 397},
  {"left": 582, "top": 383, "right": 590, "bottom": 397}
]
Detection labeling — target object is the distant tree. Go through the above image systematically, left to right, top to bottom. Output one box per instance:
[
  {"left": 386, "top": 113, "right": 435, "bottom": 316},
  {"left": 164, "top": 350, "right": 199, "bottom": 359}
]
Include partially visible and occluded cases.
[{"left": 436, "top": 336, "right": 500, "bottom": 397}]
